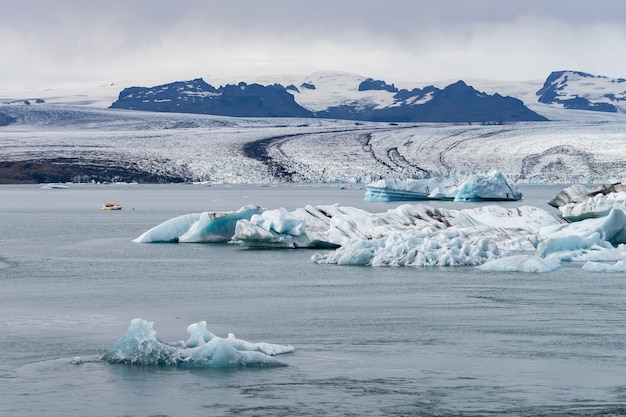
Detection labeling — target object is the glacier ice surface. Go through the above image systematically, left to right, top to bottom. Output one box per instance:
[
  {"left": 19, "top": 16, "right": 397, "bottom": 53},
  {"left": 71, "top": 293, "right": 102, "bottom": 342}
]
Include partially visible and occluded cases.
[{"left": 102, "top": 319, "right": 294, "bottom": 367}]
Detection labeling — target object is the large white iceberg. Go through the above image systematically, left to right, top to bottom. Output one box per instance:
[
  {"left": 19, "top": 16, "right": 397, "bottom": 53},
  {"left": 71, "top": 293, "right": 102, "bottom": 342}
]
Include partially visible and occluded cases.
[
  {"left": 134, "top": 198, "right": 626, "bottom": 272},
  {"left": 236, "top": 203, "right": 561, "bottom": 257},
  {"left": 133, "top": 205, "right": 263, "bottom": 243},
  {"left": 311, "top": 230, "right": 502, "bottom": 267},
  {"left": 102, "top": 319, "right": 294, "bottom": 367}
]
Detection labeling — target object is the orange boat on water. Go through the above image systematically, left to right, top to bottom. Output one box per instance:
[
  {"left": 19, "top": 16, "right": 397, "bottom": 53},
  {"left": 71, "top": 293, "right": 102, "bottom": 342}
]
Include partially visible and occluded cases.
[{"left": 100, "top": 203, "right": 122, "bottom": 211}]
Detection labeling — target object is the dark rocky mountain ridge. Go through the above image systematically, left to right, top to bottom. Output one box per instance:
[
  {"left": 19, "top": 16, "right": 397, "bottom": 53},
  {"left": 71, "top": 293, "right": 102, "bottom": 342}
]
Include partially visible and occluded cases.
[{"left": 110, "top": 76, "right": 548, "bottom": 123}]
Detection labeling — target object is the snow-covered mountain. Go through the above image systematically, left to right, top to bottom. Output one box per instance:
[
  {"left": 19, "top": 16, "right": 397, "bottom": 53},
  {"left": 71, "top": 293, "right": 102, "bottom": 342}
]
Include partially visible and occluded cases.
[
  {"left": 1, "top": 70, "right": 626, "bottom": 185},
  {"left": 536, "top": 70, "right": 626, "bottom": 112},
  {"left": 109, "top": 72, "right": 547, "bottom": 123}
]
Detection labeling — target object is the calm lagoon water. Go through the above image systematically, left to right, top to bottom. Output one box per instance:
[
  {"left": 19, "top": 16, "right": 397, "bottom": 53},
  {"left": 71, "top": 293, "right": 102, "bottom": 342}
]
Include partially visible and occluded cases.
[{"left": 1, "top": 183, "right": 626, "bottom": 416}]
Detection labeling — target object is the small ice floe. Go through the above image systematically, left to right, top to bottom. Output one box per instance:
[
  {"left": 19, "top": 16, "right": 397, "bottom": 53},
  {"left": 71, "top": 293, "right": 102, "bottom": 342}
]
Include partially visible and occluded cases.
[
  {"left": 40, "top": 183, "right": 70, "bottom": 189},
  {"left": 582, "top": 260, "right": 626, "bottom": 273},
  {"left": 102, "top": 319, "right": 294, "bottom": 368}
]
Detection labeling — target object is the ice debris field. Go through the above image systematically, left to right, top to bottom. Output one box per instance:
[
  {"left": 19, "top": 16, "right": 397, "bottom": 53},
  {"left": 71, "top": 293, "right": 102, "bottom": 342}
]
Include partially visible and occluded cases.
[{"left": 134, "top": 181, "right": 626, "bottom": 274}]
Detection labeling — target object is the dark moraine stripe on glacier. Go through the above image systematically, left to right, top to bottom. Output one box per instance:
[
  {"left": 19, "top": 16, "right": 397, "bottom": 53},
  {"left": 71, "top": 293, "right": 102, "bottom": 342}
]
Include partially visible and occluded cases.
[{"left": 242, "top": 126, "right": 419, "bottom": 181}]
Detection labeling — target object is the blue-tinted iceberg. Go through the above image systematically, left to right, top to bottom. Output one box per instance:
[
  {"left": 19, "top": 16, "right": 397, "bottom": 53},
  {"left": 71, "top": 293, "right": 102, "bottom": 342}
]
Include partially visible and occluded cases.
[
  {"left": 364, "top": 168, "right": 522, "bottom": 202},
  {"left": 448, "top": 168, "right": 522, "bottom": 201},
  {"left": 364, "top": 178, "right": 443, "bottom": 202},
  {"left": 133, "top": 205, "right": 263, "bottom": 243},
  {"left": 536, "top": 208, "right": 626, "bottom": 261},
  {"left": 102, "top": 319, "right": 294, "bottom": 367}
]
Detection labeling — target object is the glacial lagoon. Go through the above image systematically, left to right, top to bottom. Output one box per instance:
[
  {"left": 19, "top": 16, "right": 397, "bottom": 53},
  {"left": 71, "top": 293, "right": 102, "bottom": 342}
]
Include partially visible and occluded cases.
[{"left": 1, "top": 183, "right": 626, "bottom": 416}]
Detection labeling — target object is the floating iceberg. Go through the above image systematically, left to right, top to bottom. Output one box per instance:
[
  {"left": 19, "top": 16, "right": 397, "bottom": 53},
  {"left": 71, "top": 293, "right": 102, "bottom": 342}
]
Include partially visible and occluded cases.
[
  {"left": 364, "top": 168, "right": 522, "bottom": 202},
  {"left": 448, "top": 168, "right": 523, "bottom": 202},
  {"left": 364, "top": 178, "right": 443, "bottom": 202},
  {"left": 548, "top": 181, "right": 626, "bottom": 222},
  {"left": 40, "top": 183, "right": 70, "bottom": 189},
  {"left": 547, "top": 184, "right": 594, "bottom": 208},
  {"left": 558, "top": 191, "right": 626, "bottom": 222},
  {"left": 134, "top": 198, "right": 626, "bottom": 272},
  {"left": 236, "top": 203, "right": 561, "bottom": 256},
  {"left": 133, "top": 205, "right": 263, "bottom": 243},
  {"left": 536, "top": 208, "right": 626, "bottom": 261},
  {"left": 311, "top": 230, "right": 502, "bottom": 267},
  {"left": 582, "top": 260, "right": 626, "bottom": 273},
  {"left": 102, "top": 319, "right": 294, "bottom": 367}
]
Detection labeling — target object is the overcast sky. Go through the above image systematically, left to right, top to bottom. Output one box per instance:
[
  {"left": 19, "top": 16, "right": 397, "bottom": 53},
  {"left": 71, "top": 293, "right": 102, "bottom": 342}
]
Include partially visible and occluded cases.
[{"left": 2, "top": 0, "right": 626, "bottom": 88}]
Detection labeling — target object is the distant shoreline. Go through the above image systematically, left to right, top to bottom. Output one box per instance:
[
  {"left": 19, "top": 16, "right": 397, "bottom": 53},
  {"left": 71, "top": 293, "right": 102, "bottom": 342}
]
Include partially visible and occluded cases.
[{"left": 0, "top": 159, "right": 185, "bottom": 184}]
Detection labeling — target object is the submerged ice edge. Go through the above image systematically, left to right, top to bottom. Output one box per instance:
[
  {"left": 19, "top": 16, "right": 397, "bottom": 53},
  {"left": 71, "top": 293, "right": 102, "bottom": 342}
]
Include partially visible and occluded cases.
[{"left": 102, "top": 319, "right": 294, "bottom": 368}]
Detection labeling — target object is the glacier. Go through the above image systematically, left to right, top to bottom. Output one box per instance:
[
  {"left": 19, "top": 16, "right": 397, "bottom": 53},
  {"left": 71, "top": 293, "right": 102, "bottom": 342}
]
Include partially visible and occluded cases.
[
  {"left": 2, "top": 71, "right": 626, "bottom": 185},
  {"left": 1, "top": 101, "right": 626, "bottom": 185},
  {"left": 101, "top": 318, "right": 294, "bottom": 367}
]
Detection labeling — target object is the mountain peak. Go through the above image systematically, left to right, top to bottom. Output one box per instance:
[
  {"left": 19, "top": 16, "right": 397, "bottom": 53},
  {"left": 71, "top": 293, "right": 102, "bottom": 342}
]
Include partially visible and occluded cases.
[
  {"left": 537, "top": 70, "right": 626, "bottom": 112},
  {"left": 109, "top": 73, "right": 547, "bottom": 122}
]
